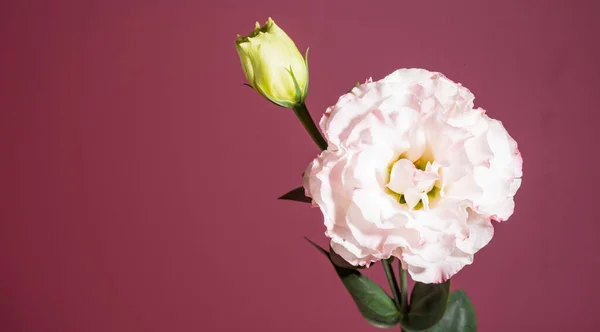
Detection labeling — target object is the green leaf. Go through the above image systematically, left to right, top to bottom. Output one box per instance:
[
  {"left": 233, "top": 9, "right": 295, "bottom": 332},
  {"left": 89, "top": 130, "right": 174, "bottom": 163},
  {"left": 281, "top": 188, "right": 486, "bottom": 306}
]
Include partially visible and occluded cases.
[
  {"left": 303, "top": 48, "right": 309, "bottom": 102},
  {"left": 285, "top": 66, "right": 303, "bottom": 105},
  {"left": 348, "top": 81, "right": 360, "bottom": 93},
  {"left": 278, "top": 187, "right": 311, "bottom": 203},
  {"left": 305, "top": 238, "right": 400, "bottom": 328},
  {"left": 401, "top": 280, "right": 451, "bottom": 332},
  {"left": 427, "top": 290, "right": 476, "bottom": 332}
]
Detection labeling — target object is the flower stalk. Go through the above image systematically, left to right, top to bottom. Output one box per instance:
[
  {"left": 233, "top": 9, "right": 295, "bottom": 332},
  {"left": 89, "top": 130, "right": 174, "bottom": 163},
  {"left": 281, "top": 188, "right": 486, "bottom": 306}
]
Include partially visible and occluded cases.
[
  {"left": 292, "top": 103, "right": 328, "bottom": 151},
  {"left": 382, "top": 259, "right": 402, "bottom": 312},
  {"left": 399, "top": 260, "right": 408, "bottom": 315}
]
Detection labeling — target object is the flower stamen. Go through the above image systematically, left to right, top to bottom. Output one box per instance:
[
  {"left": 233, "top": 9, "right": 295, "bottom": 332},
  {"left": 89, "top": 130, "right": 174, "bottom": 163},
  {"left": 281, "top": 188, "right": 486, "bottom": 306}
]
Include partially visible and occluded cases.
[{"left": 386, "top": 157, "right": 441, "bottom": 210}]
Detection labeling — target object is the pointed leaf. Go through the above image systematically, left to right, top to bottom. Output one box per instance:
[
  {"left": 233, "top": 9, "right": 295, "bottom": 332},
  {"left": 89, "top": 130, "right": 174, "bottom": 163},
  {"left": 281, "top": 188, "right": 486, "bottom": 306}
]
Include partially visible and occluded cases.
[
  {"left": 285, "top": 66, "right": 302, "bottom": 105},
  {"left": 348, "top": 81, "right": 360, "bottom": 93},
  {"left": 278, "top": 187, "right": 311, "bottom": 203},
  {"left": 304, "top": 237, "right": 329, "bottom": 256},
  {"left": 305, "top": 238, "right": 400, "bottom": 328},
  {"left": 402, "top": 280, "right": 451, "bottom": 331},
  {"left": 427, "top": 290, "right": 476, "bottom": 332}
]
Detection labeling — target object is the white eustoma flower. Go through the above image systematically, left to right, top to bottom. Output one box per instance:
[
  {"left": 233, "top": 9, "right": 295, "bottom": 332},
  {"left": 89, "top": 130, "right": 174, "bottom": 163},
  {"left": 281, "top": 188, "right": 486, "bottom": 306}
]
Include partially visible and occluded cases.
[{"left": 303, "top": 69, "right": 522, "bottom": 283}]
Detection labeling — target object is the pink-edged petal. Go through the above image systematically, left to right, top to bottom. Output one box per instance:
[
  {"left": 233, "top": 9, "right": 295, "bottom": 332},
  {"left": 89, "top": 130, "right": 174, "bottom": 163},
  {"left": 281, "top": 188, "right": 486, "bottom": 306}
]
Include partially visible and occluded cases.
[
  {"left": 456, "top": 211, "right": 494, "bottom": 254},
  {"left": 330, "top": 238, "right": 379, "bottom": 267},
  {"left": 402, "top": 248, "right": 473, "bottom": 284}
]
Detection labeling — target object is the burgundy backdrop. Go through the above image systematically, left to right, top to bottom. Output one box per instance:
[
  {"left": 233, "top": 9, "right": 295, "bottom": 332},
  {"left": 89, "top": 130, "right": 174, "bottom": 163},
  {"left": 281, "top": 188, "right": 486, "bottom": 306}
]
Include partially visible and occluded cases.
[{"left": 1, "top": 0, "right": 598, "bottom": 331}]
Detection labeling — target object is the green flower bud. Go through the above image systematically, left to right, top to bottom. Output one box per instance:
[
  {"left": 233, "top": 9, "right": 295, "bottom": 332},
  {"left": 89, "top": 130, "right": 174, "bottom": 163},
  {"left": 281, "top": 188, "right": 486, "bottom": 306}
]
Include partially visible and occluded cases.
[{"left": 235, "top": 18, "right": 308, "bottom": 107}]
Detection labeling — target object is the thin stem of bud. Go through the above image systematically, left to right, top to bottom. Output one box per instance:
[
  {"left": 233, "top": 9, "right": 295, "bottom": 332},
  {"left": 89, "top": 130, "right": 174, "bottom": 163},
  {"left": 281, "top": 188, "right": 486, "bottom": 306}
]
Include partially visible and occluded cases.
[{"left": 292, "top": 103, "right": 328, "bottom": 151}]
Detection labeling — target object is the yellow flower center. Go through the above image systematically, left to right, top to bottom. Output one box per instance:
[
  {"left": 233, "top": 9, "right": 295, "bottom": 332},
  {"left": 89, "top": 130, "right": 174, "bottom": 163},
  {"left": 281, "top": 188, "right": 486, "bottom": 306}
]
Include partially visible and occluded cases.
[{"left": 385, "top": 156, "right": 441, "bottom": 211}]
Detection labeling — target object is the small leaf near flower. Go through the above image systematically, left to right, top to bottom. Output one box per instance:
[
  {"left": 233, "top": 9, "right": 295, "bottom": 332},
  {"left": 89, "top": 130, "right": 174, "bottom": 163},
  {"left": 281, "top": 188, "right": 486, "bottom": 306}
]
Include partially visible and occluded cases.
[
  {"left": 348, "top": 81, "right": 360, "bottom": 93},
  {"left": 278, "top": 187, "right": 311, "bottom": 203},
  {"left": 305, "top": 237, "right": 401, "bottom": 328},
  {"left": 401, "top": 280, "right": 451, "bottom": 331},
  {"left": 427, "top": 290, "right": 477, "bottom": 332}
]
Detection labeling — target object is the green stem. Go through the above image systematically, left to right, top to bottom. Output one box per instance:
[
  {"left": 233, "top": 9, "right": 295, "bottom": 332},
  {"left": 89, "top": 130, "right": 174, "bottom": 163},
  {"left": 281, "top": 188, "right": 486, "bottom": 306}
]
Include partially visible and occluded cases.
[
  {"left": 292, "top": 103, "right": 328, "bottom": 151},
  {"left": 381, "top": 259, "right": 402, "bottom": 313},
  {"left": 399, "top": 260, "right": 408, "bottom": 315}
]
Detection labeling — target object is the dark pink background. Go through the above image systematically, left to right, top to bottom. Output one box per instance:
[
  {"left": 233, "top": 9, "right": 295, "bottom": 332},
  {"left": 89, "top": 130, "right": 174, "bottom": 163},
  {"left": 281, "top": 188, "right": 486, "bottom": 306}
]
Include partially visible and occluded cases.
[{"left": 1, "top": 0, "right": 598, "bottom": 331}]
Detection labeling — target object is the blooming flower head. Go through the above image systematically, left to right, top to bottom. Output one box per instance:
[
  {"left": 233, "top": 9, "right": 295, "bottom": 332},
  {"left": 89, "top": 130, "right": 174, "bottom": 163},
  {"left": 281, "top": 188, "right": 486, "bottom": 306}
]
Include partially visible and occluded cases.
[
  {"left": 235, "top": 17, "right": 308, "bottom": 108},
  {"left": 303, "top": 69, "right": 522, "bottom": 283}
]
